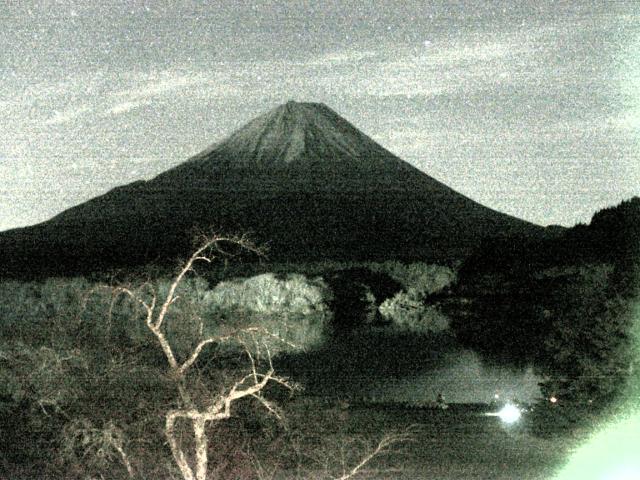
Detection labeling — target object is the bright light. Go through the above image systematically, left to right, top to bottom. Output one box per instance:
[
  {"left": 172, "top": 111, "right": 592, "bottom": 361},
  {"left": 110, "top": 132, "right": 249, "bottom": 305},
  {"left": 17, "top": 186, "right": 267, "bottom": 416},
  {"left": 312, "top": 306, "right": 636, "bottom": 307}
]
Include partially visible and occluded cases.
[
  {"left": 550, "top": 396, "right": 558, "bottom": 404},
  {"left": 497, "top": 403, "right": 522, "bottom": 424},
  {"left": 553, "top": 414, "right": 640, "bottom": 480}
]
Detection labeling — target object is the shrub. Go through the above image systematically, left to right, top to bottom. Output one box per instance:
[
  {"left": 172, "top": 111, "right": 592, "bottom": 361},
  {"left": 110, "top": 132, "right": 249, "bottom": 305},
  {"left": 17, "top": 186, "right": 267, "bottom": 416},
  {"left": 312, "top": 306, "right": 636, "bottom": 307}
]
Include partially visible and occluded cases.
[
  {"left": 366, "top": 261, "right": 456, "bottom": 296},
  {"left": 202, "top": 273, "right": 332, "bottom": 352},
  {"left": 205, "top": 273, "right": 330, "bottom": 316},
  {"left": 0, "top": 278, "right": 90, "bottom": 346},
  {"left": 378, "top": 290, "right": 449, "bottom": 335},
  {"left": 0, "top": 341, "right": 91, "bottom": 470},
  {"left": 0, "top": 342, "right": 88, "bottom": 413},
  {"left": 60, "top": 418, "right": 135, "bottom": 478}
]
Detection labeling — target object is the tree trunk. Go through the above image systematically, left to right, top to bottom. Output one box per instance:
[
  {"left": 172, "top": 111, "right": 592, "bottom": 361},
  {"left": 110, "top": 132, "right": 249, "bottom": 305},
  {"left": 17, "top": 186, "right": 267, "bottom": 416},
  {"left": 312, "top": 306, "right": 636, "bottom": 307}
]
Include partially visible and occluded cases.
[
  {"left": 166, "top": 413, "right": 196, "bottom": 480},
  {"left": 193, "top": 416, "right": 209, "bottom": 480}
]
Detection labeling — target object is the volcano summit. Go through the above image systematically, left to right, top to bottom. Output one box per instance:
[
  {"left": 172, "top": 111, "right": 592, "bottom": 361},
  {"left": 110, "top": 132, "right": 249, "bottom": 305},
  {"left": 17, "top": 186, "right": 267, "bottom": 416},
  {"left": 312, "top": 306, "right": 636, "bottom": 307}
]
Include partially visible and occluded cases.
[{"left": 0, "top": 101, "right": 543, "bottom": 277}]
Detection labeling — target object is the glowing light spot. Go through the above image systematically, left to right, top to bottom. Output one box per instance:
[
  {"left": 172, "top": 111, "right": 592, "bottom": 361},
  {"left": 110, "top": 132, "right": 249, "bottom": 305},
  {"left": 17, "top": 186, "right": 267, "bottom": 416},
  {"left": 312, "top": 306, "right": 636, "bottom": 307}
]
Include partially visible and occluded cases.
[
  {"left": 550, "top": 396, "right": 558, "bottom": 403},
  {"left": 497, "top": 403, "right": 521, "bottom": 424}
]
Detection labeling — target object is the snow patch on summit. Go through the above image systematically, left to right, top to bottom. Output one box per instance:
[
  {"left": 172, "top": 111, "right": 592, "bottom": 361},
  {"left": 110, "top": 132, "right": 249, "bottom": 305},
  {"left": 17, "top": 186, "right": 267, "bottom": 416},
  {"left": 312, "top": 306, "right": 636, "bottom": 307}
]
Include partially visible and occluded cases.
[{"left": 199, "top": 101, "right": 396, "bottom": 170}]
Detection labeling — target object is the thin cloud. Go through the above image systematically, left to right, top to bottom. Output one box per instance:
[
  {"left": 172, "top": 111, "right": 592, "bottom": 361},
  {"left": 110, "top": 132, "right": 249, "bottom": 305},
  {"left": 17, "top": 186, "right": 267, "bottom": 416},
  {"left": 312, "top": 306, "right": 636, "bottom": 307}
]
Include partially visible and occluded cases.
[
  {"left": 422, "top": 40, "right": 519, "bottom": 65},
  {"left": 354, "top": 41, "right": 529, "bottom": 99},
  {"left": 306, "top": 50, "right": 379, "bottom": 66},
  {"left": 108, "top": 70, "right": 244, "bottom": 109},
  {"left": 115, "top": 74, "right": 203, "bottom": 100},
  {"left": 105, "top": 100, "right": 150, "bottom": 116},
  {"left": 43, "top": 105, "right": 90, "bottom": 125}
]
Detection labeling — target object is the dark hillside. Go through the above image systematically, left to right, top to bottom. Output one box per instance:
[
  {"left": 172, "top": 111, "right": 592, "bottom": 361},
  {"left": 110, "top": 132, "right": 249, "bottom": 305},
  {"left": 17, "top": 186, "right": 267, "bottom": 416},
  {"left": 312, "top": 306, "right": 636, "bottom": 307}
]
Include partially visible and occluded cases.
[{"left": 458, "top": 197, "right": 640, "bottom": 283}]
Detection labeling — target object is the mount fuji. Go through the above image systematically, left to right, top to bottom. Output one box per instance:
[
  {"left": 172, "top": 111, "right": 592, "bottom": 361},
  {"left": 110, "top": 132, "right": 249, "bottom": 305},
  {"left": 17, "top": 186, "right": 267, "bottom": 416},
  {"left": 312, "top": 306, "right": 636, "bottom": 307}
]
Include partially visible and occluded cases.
[{"left": 0, "top": 101, "right": 544, "bottom": 277}]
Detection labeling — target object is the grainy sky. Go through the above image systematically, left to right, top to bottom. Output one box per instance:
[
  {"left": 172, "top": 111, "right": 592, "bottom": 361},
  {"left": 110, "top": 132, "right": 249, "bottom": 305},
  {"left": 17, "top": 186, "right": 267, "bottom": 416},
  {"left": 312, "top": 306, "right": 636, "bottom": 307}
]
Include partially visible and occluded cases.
[{"left": 1, "top": 1, "right": 639, "bottom": 231}]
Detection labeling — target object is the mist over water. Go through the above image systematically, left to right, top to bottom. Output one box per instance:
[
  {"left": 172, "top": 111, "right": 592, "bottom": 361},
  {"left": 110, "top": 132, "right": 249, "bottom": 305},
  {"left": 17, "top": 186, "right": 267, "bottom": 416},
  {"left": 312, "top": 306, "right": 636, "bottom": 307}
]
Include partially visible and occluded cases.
[
  {"left": 279, "top": 328, "right": 542, "bottom": 405},
  {"left": 366, "top": 349, "right": 542, "bottom": 405}
]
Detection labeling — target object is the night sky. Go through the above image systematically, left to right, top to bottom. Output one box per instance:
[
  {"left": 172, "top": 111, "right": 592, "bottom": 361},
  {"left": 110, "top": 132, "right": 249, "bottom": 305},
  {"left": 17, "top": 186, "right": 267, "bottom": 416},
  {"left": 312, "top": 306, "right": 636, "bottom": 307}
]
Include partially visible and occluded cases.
[{"left": 1, "top": 1, "right": 639, "bottom": 231}]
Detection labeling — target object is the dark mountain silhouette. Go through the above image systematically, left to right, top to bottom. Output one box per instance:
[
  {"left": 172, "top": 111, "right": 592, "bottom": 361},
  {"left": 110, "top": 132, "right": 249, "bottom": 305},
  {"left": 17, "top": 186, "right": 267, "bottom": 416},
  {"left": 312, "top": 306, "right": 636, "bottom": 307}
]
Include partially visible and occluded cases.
[
  {"left": 0, "top": 101, "right": 546, "bottom": 278},
  {"left": 457, "top": 196, "right": 640, "bottom": 285}
]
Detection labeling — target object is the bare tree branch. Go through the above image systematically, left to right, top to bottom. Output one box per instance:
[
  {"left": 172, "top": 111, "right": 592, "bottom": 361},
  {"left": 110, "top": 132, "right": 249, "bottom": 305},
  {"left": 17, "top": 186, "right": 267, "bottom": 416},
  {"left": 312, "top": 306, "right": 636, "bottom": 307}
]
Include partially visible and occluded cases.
[
  {"left": 249, "top": 393, "right": 283, "bottom": 420},
  {"left": 332, "top": 429, "right": 415, "bottom": 480}
]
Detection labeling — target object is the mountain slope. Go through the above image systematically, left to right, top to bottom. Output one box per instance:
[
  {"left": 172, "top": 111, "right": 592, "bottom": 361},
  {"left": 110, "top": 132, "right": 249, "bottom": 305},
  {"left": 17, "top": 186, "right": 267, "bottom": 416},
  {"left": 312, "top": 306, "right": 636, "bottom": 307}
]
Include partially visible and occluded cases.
[{"left": 0, "top": 101, "right": 545, "bottom": 277}]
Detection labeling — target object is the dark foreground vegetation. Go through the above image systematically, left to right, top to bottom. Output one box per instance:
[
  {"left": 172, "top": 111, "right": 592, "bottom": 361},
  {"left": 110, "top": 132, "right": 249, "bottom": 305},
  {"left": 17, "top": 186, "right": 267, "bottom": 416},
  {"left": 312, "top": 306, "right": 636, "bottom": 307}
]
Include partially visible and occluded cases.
[
  {"left": 441, "top": 197, "right": 640, "bottom": 434},
  {"left": 0, "top": 198, "right": 637, "bottom": 478},
  {"left": 0, "top": 237, "right": 458, "bottom": 479}
]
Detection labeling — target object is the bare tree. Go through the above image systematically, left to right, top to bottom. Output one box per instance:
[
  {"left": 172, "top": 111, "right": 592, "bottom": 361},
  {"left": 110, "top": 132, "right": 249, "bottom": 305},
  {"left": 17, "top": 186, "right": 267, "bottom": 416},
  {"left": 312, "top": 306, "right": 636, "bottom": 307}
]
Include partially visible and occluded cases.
[
  {"left": 110, "top": 233, "right": 412, "bottom": 480},
  {"left": 114, "top": 234, "right": 297, "bottom": 480}
]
